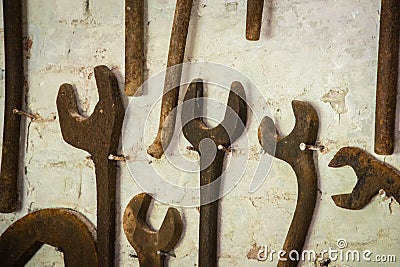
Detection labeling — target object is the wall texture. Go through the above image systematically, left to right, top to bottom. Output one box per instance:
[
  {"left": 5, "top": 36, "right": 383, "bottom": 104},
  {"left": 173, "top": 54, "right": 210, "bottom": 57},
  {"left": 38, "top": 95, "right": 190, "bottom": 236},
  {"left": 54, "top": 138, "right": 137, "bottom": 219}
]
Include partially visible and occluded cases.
[{"left": 1, "top": 0, "right": 400, "bottom": 266}]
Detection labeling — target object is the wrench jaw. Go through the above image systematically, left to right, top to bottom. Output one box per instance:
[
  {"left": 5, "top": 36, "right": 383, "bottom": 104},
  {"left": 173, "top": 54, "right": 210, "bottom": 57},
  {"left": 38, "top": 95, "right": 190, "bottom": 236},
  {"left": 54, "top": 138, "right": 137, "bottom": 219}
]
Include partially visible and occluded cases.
[
  {"left": 182, "top": 79, "right": 248, "bottom": 152},
  {"left": 258, "top": 100, "right": 319, "bottom": 267},
  {"left": 329, "top": 147, "right": 400, "bottom": 210},
  {"left": 123, "top": 193, "right": 183, "bottom": 267},
  {"left": 0, "top": 208, "right": 98, "bottom": 267}
]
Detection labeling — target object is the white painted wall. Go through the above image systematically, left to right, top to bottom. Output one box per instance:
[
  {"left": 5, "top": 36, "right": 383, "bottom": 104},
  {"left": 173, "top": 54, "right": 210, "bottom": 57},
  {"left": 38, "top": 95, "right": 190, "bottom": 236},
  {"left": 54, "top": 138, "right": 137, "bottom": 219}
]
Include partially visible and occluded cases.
[{"left": 1, "top": 0, "right": 399, "bottom": 266}]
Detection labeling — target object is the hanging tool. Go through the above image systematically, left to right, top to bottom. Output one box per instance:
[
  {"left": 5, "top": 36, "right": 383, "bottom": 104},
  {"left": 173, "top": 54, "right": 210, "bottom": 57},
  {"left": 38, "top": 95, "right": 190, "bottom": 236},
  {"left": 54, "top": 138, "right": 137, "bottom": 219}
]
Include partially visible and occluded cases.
[
  {"left": 0, "top": 0, "right": 24, "bottom": 213},
  {"left": 125, "top": 0, "right": 144, "bottom": 96},
  {"left": 147, "top": 0, "right": 194, "bottom": 159},
  {"left": 246, "top": 0, "right": 264, "bottom": 41},
  {"left": 374, "top": 0, "right": 400, "bottom": 155},
  {"left": 57, "top": 65, "right": 125, "bottom": 267},
  {"left": 182, "top": 79, "right": 247, "bottom": 267},
  {"left": 258, "top": 101, "right": 319, "bottom": 267},
  {"left": 329, "top": 146, "right": 400, "bottom": 210},
  {"left": 123, "top": 193, "right": 183, "bottom": 267},
  {"left": 0, "top": 208, "right": 98, "bottom": 266}
]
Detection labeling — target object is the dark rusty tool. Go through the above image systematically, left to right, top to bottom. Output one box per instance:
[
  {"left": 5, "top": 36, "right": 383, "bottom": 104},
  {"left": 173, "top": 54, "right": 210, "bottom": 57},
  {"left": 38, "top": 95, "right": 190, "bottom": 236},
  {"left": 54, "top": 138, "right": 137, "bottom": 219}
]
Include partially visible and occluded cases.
[
  {"left": 0, "top": 0, "right": 24, "bottom": 213},
  {"left": 125, "top": 0, "right": 144, "bottom": 96},
  {"left": 147, "top": 0, "right": 194, "bottom": 159},
  {"left": 246, "top": 0, "right": 264, "bottom": 41},
  {"left": 374, "top": 0, "right": 400, "bottom": 155},
  {"left": 57, "top": 65, "right": 125, "bottom": 266},
  {"left": 182, "top": 79, "right": 247, "bottom": 267},
  {"left": 258, "top": 100, "right": 319, "bottom": 267},
  {"left": 329, "top": 147, "right": 400, "bottom": 210},
  {"left": 123, "top": 193, "right": 183, "bottom": 267},
  {"left": 0, "top": 208, "right": 98, "bottom": 266}
]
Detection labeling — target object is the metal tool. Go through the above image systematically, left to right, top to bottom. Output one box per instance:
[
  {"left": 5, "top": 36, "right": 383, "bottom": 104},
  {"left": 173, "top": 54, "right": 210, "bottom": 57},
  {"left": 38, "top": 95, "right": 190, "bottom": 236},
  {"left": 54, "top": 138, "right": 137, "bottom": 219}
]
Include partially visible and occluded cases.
[
  {"left": 0, "top": 0, "right": 24, "bottom": 213},
  {"left": 125, "top": 0, "right": 144, "bottom": 96},
  {"left": 147, "top": 0, "right": 194, "bottom": 159},
  {"left": 246, "top": 0, "right": 264, "bottom": 41},
  {"left": 374, "top": 0, "right": 400, "bottom": 155},
  {"left": 57, "top": 65, "right": 125, "bottom": 267},
  {"left": 182, "top": 79, "right": 247, "bottom": 267},
  {"left": 258, "top": 100, "right": 319, "bottom": 267},
  {"left": 329, "top": 146, "right": 400, "bottom": 210},
  {"left": 123, "top": 193, "right": 183, "bottom": 267},
  {"left": 0, "top": 208, "right": 98, "bottom": 266}
]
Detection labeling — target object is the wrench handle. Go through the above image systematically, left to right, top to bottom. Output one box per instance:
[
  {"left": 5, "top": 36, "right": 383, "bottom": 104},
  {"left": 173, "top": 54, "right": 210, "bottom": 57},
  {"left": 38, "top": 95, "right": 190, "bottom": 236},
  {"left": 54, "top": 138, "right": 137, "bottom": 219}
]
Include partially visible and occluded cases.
[{"left": 199, "top": 150, "right": 224, "bottom": 267}]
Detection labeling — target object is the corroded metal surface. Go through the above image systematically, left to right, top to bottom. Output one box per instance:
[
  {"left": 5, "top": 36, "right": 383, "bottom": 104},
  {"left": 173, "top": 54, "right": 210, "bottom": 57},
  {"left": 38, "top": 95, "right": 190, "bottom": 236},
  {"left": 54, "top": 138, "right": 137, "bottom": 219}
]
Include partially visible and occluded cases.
[
  {"left": 0, "top": 0, "right": 24, "bottom": 213},
  {"left": 125, "top": 0, "right": 144, "bottom": 96},
  {"left": 147, "top": 0, "right": 194, "bottom": 159},
  {"left": 246, "top": 0, "right": 264, "bottom": 41},
  {"left": 374, "top": 0, "right": 400, "bottom": 155},
  {"left": 57, "top": 65, "right": 125, "bottom": 266},
  {"left": 182, "top": 79, "right": 247, "bottom": 267},
  {"left": 258, "top": 101, "right": 319, "bottom": 267},
  {"left": 329, "top": 147, "right": 400, "bottom": 210},
  {"left": 123, "top": 193, "right": 183, "bottom": 267},
  {"left": 0, "top": 208, "right": 98, "bottom": 267}
]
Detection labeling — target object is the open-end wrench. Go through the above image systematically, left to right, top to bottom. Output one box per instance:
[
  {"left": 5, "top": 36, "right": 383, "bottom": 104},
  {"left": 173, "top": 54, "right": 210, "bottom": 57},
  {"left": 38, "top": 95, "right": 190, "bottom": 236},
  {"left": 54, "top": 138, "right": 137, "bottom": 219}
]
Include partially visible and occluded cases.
[
  {"left": 0, "top": 0, "right": 24, "bottom": 213},
  {"left": 147, "top": 0, "right": 194, "bottom": 159},
  {"left": 57, "top": 65, "right": 125, "bottom": 266},
  {"left": 182, "top": 79, "right": 247, "bottom": 267},
  {"left": 258, "top": 101, "right": 319, "bottom": 267},
  {"left": 329, "top": 147, "right": 400, "bottom": 210},
  {"left": 123, "top": 193, "right": 183, "bottom": 267},
  {"left": 0, "top": 208, "right": 98, "bottom": 266}
]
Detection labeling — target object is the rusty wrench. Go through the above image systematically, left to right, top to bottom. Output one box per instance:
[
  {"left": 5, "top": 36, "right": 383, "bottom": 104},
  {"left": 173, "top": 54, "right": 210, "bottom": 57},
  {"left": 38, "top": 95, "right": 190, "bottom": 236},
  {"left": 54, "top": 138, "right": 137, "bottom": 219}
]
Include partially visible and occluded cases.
[
  {"left": 0, "top": 0, "right": 24, "bottom": 213},
  {"left": 147, "top": 0, "right": 194, "bottom": 159},
  {"left": 57, "top": 65, "right": 125, "bottom": 266},
  {"left": 182, "top": 79, "right": 247, "bottom": 267},
  {"left": 258, "top": 101, "right": 319, "bottom": 267},
  {"left": 329, "top": 147, "right": 400, "bottom": 210},
  {"left": 123, "top": 193, "right": 183, "bottom": 267},
  {"left": 0, "top": 208, "right": 98, "bottom": 266}
]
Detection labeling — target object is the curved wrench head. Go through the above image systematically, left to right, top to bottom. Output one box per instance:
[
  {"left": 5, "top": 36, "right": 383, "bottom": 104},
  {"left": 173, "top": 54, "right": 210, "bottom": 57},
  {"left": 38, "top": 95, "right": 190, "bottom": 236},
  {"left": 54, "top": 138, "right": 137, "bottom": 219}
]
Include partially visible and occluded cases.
[
  {"left": 181, "top": 79, "right": 247, "bottom": 152},
  {"left": 123, "top": 193, "right": 183, "bottom": 256}
]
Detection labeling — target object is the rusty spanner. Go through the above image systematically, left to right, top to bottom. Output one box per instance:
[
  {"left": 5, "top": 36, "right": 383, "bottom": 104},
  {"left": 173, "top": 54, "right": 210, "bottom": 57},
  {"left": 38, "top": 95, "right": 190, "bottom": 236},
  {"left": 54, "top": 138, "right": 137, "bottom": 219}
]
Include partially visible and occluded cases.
[
  {"left": 0, "top": 0, "right": 24, "bottom": 213},
  {"left": 57, "top": 65, "right": 125, "bottom": 266},
  {"left": 182, "top": 79, "right": 247, "bottom": 267},
  {"left": 258, "top": 101, "right": 319, "bottom": 267},
  {"left": 329, "top": 147, "right": 400, "bottom": 210},
  {"left": 123, "top": 193, "right": 183, "bottom": 267},
  {"left": 0, "top": 208, "right": 98, "bottom": 266}
]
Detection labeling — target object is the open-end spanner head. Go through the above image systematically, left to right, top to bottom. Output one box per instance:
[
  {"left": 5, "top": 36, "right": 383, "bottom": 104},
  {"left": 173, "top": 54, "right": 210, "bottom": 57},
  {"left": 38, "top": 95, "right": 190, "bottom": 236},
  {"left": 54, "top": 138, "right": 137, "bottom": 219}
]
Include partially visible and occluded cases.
[
  {"left": 181, "top": 79, "right": 247, "bottom": 152},
  {"left": 258, "top": 100, "right": 319, "bottom": 267},
  {"left": 329, "top": 146, "right": 400, "bottom": 210},
  {"left": 123, "top": 193, "right": 183, "bottom": 267},
  {"left": 0, "top": 208, "right": 98, "bottom": 267}
]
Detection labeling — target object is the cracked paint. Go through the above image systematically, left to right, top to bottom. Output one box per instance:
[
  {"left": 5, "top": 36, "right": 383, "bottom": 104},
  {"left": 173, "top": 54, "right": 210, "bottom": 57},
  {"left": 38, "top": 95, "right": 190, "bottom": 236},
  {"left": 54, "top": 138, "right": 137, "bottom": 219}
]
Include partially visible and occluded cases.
[{"left": 321, "top": 88, "right": 349, "bottom": 114}]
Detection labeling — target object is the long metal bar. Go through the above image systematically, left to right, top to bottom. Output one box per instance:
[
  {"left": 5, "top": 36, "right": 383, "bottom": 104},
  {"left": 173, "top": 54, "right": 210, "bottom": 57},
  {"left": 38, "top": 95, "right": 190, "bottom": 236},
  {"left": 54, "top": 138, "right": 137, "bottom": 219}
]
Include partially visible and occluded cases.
[
  {"left": 0, "top": 0, "right": 24, "bottom": 213},
  {"left": 125, "top": 0, "right": 144, "bottom": 96},
  {"left": 374, "top": 0, "right": 400, "bottom": 155}
]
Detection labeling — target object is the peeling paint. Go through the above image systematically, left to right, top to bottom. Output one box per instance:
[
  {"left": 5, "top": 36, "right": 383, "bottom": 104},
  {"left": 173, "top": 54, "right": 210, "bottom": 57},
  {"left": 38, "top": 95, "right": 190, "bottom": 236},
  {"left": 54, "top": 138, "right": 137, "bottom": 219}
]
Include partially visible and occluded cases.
[
  {"left": 321, "top": 88, "right": 349, "bottom": 114},
  {"left": 246, "top": 243, "right": 262, "bottom": 260}
]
